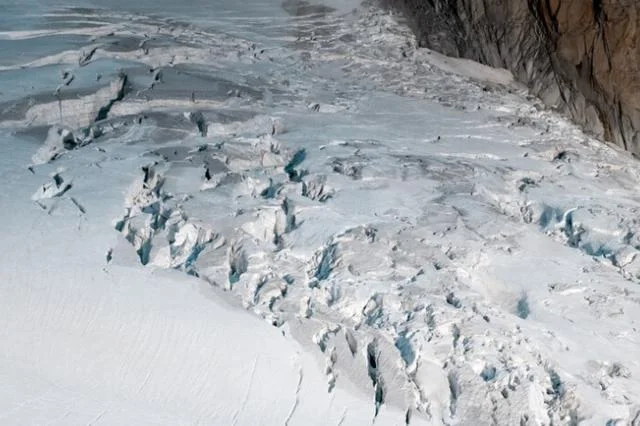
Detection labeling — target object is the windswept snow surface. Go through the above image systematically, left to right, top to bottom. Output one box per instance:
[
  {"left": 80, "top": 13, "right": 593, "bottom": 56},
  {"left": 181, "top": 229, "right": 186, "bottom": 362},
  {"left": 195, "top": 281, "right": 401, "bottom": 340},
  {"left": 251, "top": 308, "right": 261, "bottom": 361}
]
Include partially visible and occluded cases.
[{"left": 3, "top": 1, "right": 640, "bottom": 425}]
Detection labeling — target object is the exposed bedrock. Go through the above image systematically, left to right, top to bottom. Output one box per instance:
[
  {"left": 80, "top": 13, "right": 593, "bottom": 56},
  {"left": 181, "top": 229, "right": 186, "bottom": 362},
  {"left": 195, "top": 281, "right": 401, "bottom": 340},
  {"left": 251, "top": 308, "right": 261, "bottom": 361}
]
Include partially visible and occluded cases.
[{"left": 389, "top": 0, "right": 640, "bottom": 154}]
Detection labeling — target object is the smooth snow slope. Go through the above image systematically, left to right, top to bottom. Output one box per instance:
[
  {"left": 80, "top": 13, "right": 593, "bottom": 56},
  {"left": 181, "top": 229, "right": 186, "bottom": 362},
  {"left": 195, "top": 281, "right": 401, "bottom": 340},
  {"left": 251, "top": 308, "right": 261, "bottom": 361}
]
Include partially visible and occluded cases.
[{"left": 2, "top": 1, "right": 640, "bottom": 425}]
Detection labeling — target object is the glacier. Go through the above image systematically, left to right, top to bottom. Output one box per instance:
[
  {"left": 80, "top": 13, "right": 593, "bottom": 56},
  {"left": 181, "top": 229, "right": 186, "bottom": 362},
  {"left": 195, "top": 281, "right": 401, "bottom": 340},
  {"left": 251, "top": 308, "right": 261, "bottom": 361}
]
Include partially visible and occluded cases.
[{"left": 2, "top": 1, "right": 640, "bottom": 424}]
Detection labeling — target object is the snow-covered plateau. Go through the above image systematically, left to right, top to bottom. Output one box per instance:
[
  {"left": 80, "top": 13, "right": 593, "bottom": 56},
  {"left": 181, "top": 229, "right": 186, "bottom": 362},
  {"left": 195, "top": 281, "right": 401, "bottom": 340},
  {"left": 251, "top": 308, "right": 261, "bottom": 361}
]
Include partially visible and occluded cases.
[{"left": 2, "top": 1, "right": 640, "bottom": 425}]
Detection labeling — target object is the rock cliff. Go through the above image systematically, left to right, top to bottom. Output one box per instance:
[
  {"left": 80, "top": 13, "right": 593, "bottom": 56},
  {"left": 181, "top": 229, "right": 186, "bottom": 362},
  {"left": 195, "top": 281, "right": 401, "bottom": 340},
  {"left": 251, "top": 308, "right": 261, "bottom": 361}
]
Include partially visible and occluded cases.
[{"left": 390, "top": 0, "right": 640, "bottom": 153}]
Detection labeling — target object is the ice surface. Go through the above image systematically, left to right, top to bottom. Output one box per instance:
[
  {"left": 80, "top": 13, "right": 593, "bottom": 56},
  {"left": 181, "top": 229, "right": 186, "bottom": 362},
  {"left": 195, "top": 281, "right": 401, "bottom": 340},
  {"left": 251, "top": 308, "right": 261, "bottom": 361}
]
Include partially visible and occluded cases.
[{"left": 3, "top": 1, "right": 640, "bottom": 425}]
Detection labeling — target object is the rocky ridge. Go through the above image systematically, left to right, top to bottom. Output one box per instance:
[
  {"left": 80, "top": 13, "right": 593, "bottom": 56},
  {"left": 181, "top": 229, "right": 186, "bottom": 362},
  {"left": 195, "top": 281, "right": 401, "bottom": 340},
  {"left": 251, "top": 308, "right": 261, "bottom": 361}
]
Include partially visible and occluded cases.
[{"left": 389, "top": 0, "right": 640, "bottom": 154}]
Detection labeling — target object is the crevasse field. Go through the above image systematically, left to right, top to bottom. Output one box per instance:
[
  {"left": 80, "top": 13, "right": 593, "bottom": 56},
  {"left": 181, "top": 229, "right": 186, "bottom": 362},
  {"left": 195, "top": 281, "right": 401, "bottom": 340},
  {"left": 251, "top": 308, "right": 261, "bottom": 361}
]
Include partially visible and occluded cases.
[{"left": 2, "top": 1, "right": 640, "bottom": 425}]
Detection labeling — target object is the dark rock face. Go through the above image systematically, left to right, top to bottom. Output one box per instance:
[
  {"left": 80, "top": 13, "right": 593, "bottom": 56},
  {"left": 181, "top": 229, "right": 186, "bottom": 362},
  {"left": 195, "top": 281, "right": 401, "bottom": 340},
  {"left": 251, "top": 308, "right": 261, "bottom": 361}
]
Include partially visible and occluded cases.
[{"left": 390, "top": 0, "right": 640, "bottom": 154}]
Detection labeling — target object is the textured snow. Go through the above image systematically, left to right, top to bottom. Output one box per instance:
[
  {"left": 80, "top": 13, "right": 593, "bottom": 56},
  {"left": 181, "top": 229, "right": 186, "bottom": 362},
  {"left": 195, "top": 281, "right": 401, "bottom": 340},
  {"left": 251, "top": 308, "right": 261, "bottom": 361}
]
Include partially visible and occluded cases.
[{"left": 2, "top": 1, "right": 640, "bottom": 425}]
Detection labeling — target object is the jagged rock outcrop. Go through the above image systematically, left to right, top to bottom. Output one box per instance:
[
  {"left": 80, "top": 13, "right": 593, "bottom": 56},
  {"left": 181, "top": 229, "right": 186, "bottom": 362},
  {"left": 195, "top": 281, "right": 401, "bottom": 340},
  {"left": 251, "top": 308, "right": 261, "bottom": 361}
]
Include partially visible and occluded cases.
[{"left": 390, "top": 0, "right": 640, "bottom": 154}]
